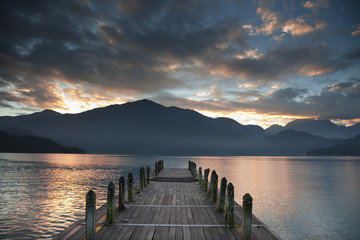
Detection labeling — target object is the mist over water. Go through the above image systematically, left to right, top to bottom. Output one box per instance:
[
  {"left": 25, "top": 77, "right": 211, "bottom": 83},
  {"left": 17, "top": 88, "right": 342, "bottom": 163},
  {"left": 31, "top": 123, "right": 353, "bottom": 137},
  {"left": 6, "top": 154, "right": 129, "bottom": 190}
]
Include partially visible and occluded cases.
[{"left": 0, "top": 153, "right": 359, "bottom": 239}]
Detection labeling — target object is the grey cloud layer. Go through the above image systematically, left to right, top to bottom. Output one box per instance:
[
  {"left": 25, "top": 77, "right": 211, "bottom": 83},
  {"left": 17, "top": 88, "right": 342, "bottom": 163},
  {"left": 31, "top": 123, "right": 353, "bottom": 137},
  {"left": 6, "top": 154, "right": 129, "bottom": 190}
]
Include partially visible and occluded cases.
[{"left": 0, "top": 0, "right": 359, "bottom": 120}]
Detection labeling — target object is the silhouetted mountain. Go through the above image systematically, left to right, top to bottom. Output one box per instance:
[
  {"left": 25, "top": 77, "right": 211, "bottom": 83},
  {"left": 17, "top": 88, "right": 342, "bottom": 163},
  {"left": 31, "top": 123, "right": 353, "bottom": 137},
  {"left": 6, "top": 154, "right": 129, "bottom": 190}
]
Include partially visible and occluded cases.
[
  {"left": 0, "top": 99, "right": 267, "bottom": 155},
  {"left": 0, "top": 109, "right": 61, "bottom": 126},
  {"left": 266, "top": 119, "right": 360, "bottom": 139},
  {"left": 265, "top": 124, "right": 284, "bottom": 134},
  {"left": 1, "top": 126, "right": 33, "bottom": 136},
  {"left": 261, "top": 129, "right": 343, "bottom": 155},
  {"left": 0, "top": 130, "right": 85, "bottom": 153},
  {"left": 307, "top": 134, "right": 360, "bottom": 156}
]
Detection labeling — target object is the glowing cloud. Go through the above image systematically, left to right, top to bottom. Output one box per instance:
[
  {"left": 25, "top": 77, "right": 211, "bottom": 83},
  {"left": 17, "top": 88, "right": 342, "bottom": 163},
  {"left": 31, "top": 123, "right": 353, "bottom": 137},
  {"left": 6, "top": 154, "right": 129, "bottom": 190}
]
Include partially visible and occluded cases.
[
  {"left": 282, "top": 18, "right": 327, "bottom": 36},
  {"left": 351, "top": 24, "right": 360, "bottom": 37}
]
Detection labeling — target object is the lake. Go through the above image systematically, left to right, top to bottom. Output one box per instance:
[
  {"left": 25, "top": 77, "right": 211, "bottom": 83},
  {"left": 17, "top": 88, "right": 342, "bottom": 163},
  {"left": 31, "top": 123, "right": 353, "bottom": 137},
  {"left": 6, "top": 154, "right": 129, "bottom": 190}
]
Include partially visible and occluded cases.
[{"left": 0, "top": 153, "right": 359, "bottom": 239}]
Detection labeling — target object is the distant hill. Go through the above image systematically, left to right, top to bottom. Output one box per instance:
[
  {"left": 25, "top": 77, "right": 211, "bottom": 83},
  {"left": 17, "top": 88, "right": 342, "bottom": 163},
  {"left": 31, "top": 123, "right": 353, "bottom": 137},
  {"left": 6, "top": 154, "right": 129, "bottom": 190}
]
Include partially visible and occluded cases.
[
  {"left": 0, "top": 99, "right": 267, "bottom": 155},
  {"left": 266, "top": 119, "right": 360, "bottom": 139},
  {"left": 265, "top": 124, "right": 284, "bottom": 135},
  {"left": 261, "top": 129, "right": 343, "bottom": 155},
  {"left": 0, "top": 130, "right": 86, "bottom": 153},
  {"left": 307, "top": 134, "right": 360, "bottom": 156}
]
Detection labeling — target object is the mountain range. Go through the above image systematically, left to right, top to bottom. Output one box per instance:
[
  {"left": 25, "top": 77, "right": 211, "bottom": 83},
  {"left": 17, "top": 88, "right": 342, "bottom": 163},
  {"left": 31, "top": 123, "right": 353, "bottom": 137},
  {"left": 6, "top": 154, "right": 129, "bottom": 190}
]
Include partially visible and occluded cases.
[
  {"left": 0, "top": 99, "right": 359, "bottom": 155},
  {"left": 266, "top": 119, "right": 360, "bottom": 139},
  {"left": 0, "top": 130, "right": 85, "bottom": 153},
  {"left": 307, "top": 134, "right": 360, "bottom": 156}
]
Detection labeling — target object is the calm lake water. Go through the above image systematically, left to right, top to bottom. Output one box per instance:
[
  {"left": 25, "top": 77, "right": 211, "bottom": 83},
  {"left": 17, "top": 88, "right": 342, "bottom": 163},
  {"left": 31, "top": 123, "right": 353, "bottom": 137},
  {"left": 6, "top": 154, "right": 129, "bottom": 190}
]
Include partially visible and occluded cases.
[{"left": 0, "top": 154, "right": 359, "bottom": 239}]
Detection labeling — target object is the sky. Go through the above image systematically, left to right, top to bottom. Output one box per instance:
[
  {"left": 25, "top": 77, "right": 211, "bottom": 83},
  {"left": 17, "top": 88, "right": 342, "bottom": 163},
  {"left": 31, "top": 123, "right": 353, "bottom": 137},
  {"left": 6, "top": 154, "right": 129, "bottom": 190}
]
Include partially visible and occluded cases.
[{"left": 0, "top": 0, "right": 360, "bottom": 128}]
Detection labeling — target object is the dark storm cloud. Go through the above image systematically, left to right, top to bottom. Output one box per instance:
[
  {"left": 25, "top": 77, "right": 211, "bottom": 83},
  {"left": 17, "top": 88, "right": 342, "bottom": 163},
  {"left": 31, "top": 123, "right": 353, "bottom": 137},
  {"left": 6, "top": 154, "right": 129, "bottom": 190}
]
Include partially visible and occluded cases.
[
  {"left": 0, "top": 0, "right": 247, "bottom": 108},
  {"left": 1, "top": 0, "right": 359, "bottom": 122}
]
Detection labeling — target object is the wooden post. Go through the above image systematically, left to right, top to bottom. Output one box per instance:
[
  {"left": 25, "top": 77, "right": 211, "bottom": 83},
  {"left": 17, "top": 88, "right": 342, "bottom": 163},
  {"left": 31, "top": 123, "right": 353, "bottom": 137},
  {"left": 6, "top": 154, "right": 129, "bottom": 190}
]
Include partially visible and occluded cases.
[
  {"left": 155, "top": 162, "right": 158, "bottom": 176},
  {"left": 193, "top": 162, "right": 197, "bottom": 177},
  {"left": 146, "top": 166, "right": 150, "bottom": 185},
  {"left": 139, "top": 167, "right": 144, "bottom": 191},
  {"left": 142, "top": 167, "right": 146, "bottom": 187},
  {"left": 198, "top": 167, "right": 202, "bottom": 186},
  {"left": 204, "top": 168, "right": 210, "bottom": 191},
  {"left": 209, "top": 170, "right": 215, "bottom": 195},
  {"left": 127, "top": 172, "right": 134, "bottom": 202},
  {"left": 212, "top": 172, "right": 218, "bottom": 203},
  {"left": 119, "top": 176, "right": 125, "bottom": 210},
  {"left": 219, "top": 177, "right": 227, "bottom": 212},
  {"left": 106, "top": 182, "right": 115, "bottom": 224},
  {"left": 225, "top": 183, "right": 234, "bottom": 226},
  {"left": 86, "top": 190, "right": 96, "bottom": 240},
  {"left": 242, "top": 193, "right": 253, "bottom": 240}
]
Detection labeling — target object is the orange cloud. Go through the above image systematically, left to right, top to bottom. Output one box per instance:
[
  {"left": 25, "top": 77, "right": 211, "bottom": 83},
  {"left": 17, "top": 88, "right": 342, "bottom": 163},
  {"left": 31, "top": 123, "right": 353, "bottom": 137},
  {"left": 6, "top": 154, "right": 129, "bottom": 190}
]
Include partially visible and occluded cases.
[
  {"left": 303, "top": 0, "right": 329, "bottom": 9},
  {"left": 255, "top": 6, "right": 282, "bottom": 35},
  {"left": 282, "top": 18, "right": 327, "bottom": 36},
  {"left": 351, "top": 24, "right": 360, "bottom": 37},
  {"left": 298, "top": 65, "right": 333, "bottom": 76}
]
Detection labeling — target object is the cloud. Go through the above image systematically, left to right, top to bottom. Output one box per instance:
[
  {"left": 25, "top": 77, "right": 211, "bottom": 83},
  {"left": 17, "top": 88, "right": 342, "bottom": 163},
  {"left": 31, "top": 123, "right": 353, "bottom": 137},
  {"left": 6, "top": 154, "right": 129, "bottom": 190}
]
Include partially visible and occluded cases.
[
  {"left": 0, "top": 0, "right": 359, "bottom": 123},
  {"left": 303, "top": 0, "right": 330, "bottom": 9},
  {"left": 255, "top": 1, "right": 283, "bottom": 35},
  {"left": 282, "top": 18, "right": 327, "bottom": 36},
  {"left": 351, "top": 24, "right": 360, "bottom": 37},
  {"left": 206, "top": 45, "right": 336, "bottom": 81},
  {"left": 153, "top": 78, "right": 360, "bottom": 121}
]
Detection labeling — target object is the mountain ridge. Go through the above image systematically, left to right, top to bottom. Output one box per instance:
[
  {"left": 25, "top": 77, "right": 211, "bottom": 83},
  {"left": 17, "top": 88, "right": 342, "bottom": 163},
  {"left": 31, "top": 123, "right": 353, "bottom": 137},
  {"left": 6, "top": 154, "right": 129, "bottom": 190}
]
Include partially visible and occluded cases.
[
  {"left": 1, "top": 99, "right": 359, "bottom": 155},
  {"left": 266, "top": 119, "right": 360, "bottom": 139},
  {"left": 0, "top": 130, "right": 85, "bottom": 154}
]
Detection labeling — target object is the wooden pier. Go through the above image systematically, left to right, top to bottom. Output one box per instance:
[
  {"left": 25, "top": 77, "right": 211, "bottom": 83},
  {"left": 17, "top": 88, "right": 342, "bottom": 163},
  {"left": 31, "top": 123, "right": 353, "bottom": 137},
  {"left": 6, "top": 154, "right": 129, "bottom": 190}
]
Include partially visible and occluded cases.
[{"left": 55, "top": 161, "right": 280, "bottom": 240}]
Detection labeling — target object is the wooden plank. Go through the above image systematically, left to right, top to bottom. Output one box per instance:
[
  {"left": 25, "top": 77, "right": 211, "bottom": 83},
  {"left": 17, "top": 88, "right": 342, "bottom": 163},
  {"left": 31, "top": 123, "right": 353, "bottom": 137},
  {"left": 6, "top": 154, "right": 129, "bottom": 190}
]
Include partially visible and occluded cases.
[
  {"left": 118, "top": 225, "right": 136, "bottom": 240},
  {"left": 129, "top": 226, "right": 142, "bottom": 240},
  {"left": 145, "top": 226, "right": 156, "bottom": 240},
  {"left": 152, "top": 226, "right": 162, "bottom": 240},
  {"left": 168, "top": 226, "right": 176, "bottom": 239},
  {"left": 175, "top": 226, "right": 183, "bottom": 240},
  {"left": 183, "top": 226, "right": 191, "bottom": 240},
  {"left": 189, "top": 227, "right": 199, "bottom": 240},
  {"left": 195, "top": 227, "right": 206, "bottom": 240}
]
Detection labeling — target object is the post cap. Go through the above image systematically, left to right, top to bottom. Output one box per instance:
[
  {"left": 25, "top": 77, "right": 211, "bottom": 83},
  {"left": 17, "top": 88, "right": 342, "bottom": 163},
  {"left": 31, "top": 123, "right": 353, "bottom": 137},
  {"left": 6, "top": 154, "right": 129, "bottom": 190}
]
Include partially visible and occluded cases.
[{"left": 243, "top": 193, "right": 253, "bottom": 204}]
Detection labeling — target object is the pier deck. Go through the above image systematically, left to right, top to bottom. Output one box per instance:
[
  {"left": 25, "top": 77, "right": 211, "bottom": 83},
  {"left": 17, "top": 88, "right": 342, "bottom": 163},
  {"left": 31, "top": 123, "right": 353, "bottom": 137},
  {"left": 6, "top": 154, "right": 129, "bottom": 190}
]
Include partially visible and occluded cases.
[{"left": 55, "top": 168, "right": 279, "bottom": 240}]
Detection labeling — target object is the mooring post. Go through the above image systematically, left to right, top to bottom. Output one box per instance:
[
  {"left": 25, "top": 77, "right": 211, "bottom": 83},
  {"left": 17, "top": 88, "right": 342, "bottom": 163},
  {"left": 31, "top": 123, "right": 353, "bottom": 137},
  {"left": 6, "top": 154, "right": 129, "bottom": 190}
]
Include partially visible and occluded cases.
[
  {"left": 155, "top": 162, "right": 158, "bottom": 176},
  {"left": 193, "top": 162, "right": 197, "bottom": 177},
  {"left": 146, "top": 166, "right": 150, "bottom": 185},
  {"left": 139, "top": 167, "right": 144, "bottom": 191},
  {"left": 143, "top": 167, "right": 146, "bottom": 187},
  {"left": 198, "top": 167, "right": 202, "bottom": 186},
  {"left": 204, "top": 168, "right": 210, "bottom": 191},
  {"left": 209, "top": 170, "right": 215, "bottom": 195},
  {"left": 127, "top": 172, "right": 134, "bottom": 202},
  {"left": 212, "top": 172, "right": 218, "bottom": 203},
  {"left": 119, "top": 176, "right": 125, "bottom": 210},
  {"left": 219, "top": 177, "right": 227, "bottom": 212},
  {"left": 106, "top": 182, "right": 115, "bottom": 224},
  {"left": 225, "top": 183, "right": 234, "bottom": 226},
  {"left": 86, "top": 190, "right": 96, "bottom": 240},
  {"left": 242, "top": 193, "right": 253, "bottom": 240}
]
